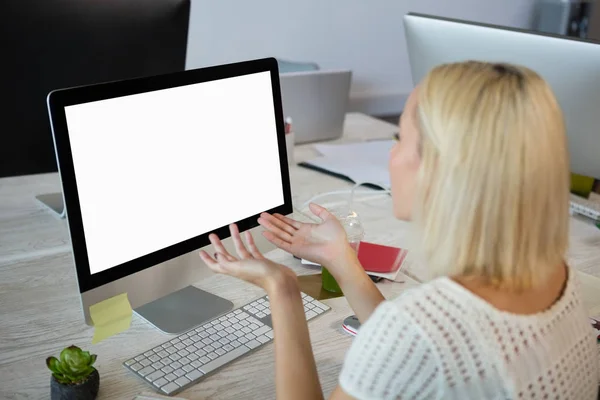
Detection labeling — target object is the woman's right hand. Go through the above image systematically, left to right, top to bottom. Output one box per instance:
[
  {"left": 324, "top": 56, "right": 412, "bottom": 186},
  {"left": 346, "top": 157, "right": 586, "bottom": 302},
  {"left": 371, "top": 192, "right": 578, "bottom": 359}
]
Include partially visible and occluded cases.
[{"left": 257, "top": 203, "right": 354, "bottom": 270}]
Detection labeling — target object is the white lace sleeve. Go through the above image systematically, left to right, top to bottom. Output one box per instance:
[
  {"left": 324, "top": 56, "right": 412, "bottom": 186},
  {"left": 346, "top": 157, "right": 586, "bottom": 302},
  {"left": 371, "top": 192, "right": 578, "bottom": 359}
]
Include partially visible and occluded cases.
[{"left": 339, "top": 301, "right": 440, "bottom": 400}]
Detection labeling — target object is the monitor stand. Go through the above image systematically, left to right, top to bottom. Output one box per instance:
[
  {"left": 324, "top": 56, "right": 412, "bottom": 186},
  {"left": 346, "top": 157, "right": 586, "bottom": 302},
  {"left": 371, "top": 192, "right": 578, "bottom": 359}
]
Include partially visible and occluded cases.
[
  {"left": 35, "top": 192, "right": 66, "bottom": 218},
  {"left": 134, "top": 285, "right": 234, "bottom": 335}
]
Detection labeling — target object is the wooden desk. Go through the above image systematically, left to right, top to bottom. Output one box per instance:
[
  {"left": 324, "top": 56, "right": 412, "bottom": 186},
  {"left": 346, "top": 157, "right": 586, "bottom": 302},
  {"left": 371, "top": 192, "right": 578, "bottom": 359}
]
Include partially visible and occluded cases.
[{"left": 1, "top": 113, "right": 599, "bottom": 399}]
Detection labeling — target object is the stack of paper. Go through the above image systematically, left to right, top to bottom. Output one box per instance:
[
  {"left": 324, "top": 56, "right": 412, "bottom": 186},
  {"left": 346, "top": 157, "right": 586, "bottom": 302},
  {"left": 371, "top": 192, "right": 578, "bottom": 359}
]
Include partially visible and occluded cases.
[{"left": 300, "top": 140, "right": 395, "bottom": 189}]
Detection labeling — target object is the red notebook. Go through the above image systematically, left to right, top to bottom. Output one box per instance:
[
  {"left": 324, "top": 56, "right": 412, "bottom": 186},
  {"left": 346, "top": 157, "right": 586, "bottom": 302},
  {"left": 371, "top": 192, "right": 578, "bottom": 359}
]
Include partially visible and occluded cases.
[{"left": 357, "top": 241, "right": 407, "bottom": 274}]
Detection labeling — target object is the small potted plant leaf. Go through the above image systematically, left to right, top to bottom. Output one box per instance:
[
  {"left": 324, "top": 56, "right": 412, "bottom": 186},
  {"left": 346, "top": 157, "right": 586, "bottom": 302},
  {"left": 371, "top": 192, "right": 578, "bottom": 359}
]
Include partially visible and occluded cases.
[{"left": 46, "top": 345, "right": 100, "bottom": 400}]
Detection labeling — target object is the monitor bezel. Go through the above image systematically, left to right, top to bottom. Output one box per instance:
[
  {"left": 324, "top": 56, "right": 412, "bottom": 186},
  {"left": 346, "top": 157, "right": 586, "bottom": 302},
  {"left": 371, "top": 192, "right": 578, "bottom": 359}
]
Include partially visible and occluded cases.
[{"left": 47, "top": 57, "right": 293, "bottom": 293}]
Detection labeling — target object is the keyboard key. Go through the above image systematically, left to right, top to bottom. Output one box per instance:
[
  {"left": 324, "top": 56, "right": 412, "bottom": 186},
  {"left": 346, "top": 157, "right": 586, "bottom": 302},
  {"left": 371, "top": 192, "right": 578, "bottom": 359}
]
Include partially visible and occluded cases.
[
  {"left": 306, "top": 302, "right": 315, "bottom": 309},
  {"left": 314, "top": 302, "right": 329, "bottom": 311},
  {"left": 248, "top": 307, "right": 258, "bottom": 314},
  {"left": 234, "top": 309, "right": 242, "bottom": 314},
  {"left": 265, "top": 309, "right": 271, "bottom": 315},
  {"left": 305, "top": 310, "right": 317, "bottom": 320},
  {"left": 238, "top": 312, "right": 249, "bottom": 320},
  {"left": 256, "top": 312, "right": 266, "bottom": 318},
  {"left": 219, "top": 316, "right": 228, "bottom": 322},
  {"left": 229, "top": 316, "right": 239, "bottom": 323},
  {"left": 211, "top": 320, "right": 220, "bottom": 325},
  {"left": 221, "top": 321, "right": 232, "bottom": 327},
  {"left": 214, "top": 323, "right": 224, "bottom": 330},
  {"left": 232, "top": 323, "right": 242, "bottom": 330},
  {"left": 249, "top": 323, "right": 260, "bottom": 330},
  {"left": 254, "top": 325, "right": 271, "bottom": 336},
  {"left": 242, "top": 327, "right": 251, "bottom": 334},
  {"left": 206, "top": 328, "right": 217, "bottom": 334},
  {"left": 218, "top": 330, "right": 228, "bottom": 338},
  {"left": 266, "top": 330, "right": 274, "bottom": 339},
  {"left": 235, "top": 331, "right": 245, "bottom": 338},
  {"left": 199, "top": 332, "right": 209, "bottom": 338},
  {"left": 180, "top": 333, "right": 190, "bottom": 339},
  {"left": 211, "top": 333, "right": 222, "bottom": 341},
  {"left": 247, "top": 333, "right": 256, "bottom": 340},
  {"left": 190, "top": 334, "right": 201, "bottom": 342},
  {"left": 227, "top": 334, "right": 237, "bottom": 341},
  {"left": 256, "top": 335, "right": 270, "bottom": 344},
  {"left": 238, "top": 336, "right": 249, "bottom": 344},
  {"left": 202, "top": 338, "right": 213, "bottom": 345},
  {"left": 219, "top": 338, "right": 229, "bottom": 345},
  {"left": 231, "top": 340, "right": 241, "bottom": 348},
  {"left": 245, "top": 340, "right": 261, "bottom": 349},
  {"left": 211, "top": 341, "right": 223, "bottom": 349},
  {"left": 174, "top": 343, "right": 186, "bottom": 350},
  {"left": 223, "top": 344, "right": 234, "bottom": 352},
  {"left": 205, "top": 345, "right": 215, "bottom": 353},
  {"left": 153, "top": 346, "right": 163, "bottom": 352},
  {"left": 200, "top": 346, "right": 250, "bottom": 374},
  {"left": 166, "top": 347, "right": 178, "bottom": 354},
  {"left": 215, "top": 348, "right": 226, "bottom": 356},
  {"left": 177, "top": 349, "right": 189, "bottom": 357},
  {"left": 195, "top": 349, "right": 207, "bottom": 357},
  {"left": 157, "top": 350, "right": 169, "bottom": 358},
  {"left": 144, "top": 351, "right": 154, "bottom": 357},
  {"left": 207, "top": 352, "right": 219, "bottom": 360},
  {"left": 188, "top": 353, "right": 199, "bottom": 361},
  {"left": 169, "top": 354, "right": 181, "bottom": 361},
  {"left": 179, "top": 356, "right": 192, "bottom": 365},
  {"left": 199, "top": 356, "right": 211, "bottom": 364},
  {"left": 125, "top": 359, "right": 135, "bottom": 366},
  {"left": 140, "top": 359, "right": 151, "bottom": 367},
  {"left": 191, "top": 360, "right": 203, "bottom": 368},
  {"left": 171, "top": 361, "right": 183, "bottom": 369},
  {"left": 130, "top": 362, "right": 142, "bottom": 371},
  {"left": 182, "top": 364, "right": 195, "bottom": 373},
  {"left": 138, "top": 366, "right": 155, "bottom": 377},
  {"left": 161, "top": 366, "right": 174, "bottom": 374},
  {"left": 174, "top": 369, "right": 186, "bottom": 377},
  {"left": 146, "top": 370, "right": 164, "bottom": 382},
  {"left": 186, "top": 370, "right": 204, "bottom": 381},
  {"left": 164, "top": 373, "right": 177, "bottom": 381},
  {"left": 175, "top": 376, "right": 191, "bottom": 387},
  {"left": 153, "top": 377, "right": 168, "bottom": 388},
  {"left": 161, "top": 381, "right": 180, "bottom": 395}
]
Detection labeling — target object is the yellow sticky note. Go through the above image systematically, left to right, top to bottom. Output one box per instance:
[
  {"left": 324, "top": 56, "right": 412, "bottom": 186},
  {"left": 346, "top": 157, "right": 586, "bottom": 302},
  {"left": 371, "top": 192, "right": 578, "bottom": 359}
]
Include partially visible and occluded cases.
[{"left": 89, "top": 293, "right": 132, "bottom": 344}]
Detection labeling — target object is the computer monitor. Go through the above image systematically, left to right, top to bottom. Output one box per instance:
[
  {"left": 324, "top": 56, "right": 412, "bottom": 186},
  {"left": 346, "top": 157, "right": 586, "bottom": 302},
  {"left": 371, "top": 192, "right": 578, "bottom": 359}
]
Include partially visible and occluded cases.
[
  {"left": 3, "top": 0, "right": 190, "bottom": 178},
  {"left": 404, "top": 13, "right": 600, "bottom": 180},
  {"left": 47, "top": 58, "right": 292, "bottom": 334}
]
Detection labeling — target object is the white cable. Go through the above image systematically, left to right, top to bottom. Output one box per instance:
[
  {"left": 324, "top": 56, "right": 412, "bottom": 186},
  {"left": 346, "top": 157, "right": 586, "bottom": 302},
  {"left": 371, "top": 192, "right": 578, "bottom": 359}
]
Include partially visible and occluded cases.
[{"left": 299, "top": 182, "right": 391, "bottom": 213}]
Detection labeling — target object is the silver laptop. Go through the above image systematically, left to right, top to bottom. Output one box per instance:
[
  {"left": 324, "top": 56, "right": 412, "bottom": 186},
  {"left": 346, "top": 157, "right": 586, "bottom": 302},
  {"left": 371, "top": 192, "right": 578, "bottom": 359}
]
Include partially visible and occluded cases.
[{"left": 279, "top": 70, "right": 352, "bottom": 144}]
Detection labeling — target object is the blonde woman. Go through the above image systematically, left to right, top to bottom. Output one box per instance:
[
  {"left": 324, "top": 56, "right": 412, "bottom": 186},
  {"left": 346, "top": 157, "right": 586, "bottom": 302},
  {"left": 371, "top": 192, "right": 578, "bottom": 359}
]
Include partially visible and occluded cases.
[{"left": 199, "top": 61, "right": 599, "bottom": 399}]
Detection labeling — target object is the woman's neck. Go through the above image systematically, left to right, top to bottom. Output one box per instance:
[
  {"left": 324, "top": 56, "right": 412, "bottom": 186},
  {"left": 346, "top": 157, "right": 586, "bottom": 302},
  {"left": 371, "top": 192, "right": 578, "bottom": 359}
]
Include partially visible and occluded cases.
[{"left": 453, "top": 263, "right": 568, "bottom": 315}]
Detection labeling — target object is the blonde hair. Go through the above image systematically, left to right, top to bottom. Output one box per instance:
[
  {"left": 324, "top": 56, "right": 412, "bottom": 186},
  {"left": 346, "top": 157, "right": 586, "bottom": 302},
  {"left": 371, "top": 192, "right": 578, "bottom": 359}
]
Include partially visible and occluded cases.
[{"left": 415, "top": 61, "right": 570, "bottom": 291}]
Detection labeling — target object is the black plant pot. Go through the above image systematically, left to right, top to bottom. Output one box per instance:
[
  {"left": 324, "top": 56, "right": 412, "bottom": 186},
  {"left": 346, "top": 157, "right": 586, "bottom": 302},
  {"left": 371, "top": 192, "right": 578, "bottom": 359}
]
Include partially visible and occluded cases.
[{"left": 50, "top": 369, "right": 99, "bottom": 400}]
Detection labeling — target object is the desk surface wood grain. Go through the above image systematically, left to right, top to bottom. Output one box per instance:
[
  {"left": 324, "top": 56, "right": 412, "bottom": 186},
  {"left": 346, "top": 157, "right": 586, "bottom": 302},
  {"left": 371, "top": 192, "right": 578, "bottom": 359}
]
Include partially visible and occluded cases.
[{"left": 1, "top": 113, "right": 599, "bottom": 399}]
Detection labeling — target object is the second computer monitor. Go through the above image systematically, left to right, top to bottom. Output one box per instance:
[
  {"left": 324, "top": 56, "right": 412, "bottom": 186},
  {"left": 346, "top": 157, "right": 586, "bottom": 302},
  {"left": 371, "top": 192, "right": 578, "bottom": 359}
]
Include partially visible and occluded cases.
[
  {"left": 404, "top": 13, "right": 600, "bottom": 180},
  {"left": 47, "top": 58, "right": 292, "bottom": 334}
]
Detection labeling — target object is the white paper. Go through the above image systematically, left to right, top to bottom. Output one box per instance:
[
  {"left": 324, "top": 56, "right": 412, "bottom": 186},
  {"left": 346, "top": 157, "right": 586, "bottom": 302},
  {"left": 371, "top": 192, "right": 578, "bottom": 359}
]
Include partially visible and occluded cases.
[{"left": 305, "top": 140, "right": 395, "bottom": 189}]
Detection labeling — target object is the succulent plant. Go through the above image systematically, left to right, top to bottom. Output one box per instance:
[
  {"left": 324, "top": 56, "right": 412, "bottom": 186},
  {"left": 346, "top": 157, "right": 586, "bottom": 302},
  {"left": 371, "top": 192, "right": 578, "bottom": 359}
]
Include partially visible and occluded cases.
[{"left": 46, "top": 345, "right": 97, "bottom": 385}]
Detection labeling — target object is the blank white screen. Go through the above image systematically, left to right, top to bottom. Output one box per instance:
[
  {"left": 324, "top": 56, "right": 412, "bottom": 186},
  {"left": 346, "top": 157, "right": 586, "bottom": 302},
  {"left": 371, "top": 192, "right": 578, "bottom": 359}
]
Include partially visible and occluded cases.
[{"left": 64, "top": 71, "right": 284, "bottom": 275}]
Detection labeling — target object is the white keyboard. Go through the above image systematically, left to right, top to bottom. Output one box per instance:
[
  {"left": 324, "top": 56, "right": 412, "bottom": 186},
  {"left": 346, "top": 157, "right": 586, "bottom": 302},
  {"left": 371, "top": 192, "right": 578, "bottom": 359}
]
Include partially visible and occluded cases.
[
  {"left": 570, "top": 193, "right": 600, "bottom": 222},
  {"left": 124, "top": 292, "right": 330, "bottom": 396}
]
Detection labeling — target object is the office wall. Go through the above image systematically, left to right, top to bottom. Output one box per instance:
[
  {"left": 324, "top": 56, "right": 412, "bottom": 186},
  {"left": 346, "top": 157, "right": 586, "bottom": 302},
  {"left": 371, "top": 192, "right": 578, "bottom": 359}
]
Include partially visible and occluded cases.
[{"left": 186, "top": 0, "right": 537, "bottom": 116}]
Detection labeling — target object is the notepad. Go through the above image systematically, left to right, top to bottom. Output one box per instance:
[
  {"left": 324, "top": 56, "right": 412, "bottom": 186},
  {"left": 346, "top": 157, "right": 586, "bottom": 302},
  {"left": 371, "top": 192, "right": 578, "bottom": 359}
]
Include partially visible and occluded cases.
[
  {"left": 299, "top": 140, "right": 395, "bottom": 189},
  {"left": 301, "top": 241, "right": 408, "bottom": 282},
  {"left": 89, "top": 292, "right": 133, "bottom": 344}
]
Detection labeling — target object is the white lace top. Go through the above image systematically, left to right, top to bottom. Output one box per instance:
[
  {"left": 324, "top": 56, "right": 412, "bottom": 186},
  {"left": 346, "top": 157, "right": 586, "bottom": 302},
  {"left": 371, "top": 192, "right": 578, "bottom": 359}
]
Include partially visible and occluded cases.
[{"left": 339, "top": 268, "right": 599, "bottom": 399}]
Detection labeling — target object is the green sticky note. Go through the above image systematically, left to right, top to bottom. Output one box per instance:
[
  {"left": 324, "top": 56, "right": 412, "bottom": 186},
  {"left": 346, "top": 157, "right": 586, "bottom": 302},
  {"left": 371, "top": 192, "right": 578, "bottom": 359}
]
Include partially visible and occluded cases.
[
  {"left": 571, "top": 173, "right": 595, "bottom": 197},
  {"left": 89, "top": 293, "right": 132, "bottom": 344}
]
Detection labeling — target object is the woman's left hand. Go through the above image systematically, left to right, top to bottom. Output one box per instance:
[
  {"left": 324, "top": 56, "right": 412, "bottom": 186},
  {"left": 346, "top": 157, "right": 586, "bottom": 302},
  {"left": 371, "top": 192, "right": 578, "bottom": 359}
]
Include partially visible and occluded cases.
[{"left": 199, "top": 224, "right": 297, "bottom": 292}]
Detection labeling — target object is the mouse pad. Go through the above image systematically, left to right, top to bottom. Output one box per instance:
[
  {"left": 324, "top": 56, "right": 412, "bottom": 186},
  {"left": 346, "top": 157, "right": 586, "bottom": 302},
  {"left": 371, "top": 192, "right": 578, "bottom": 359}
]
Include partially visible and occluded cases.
[{"left": 297, "top": 274, "right": 345, "bottom": 300}]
